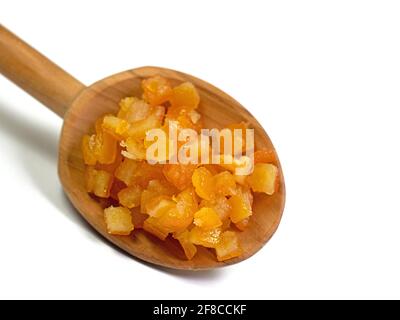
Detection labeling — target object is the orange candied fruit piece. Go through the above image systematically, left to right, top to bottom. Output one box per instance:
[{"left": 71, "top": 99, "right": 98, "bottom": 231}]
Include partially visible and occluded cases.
[
  {"left": 142, "top": 76, "right": 173, "bottom": 106},
  {"left": 171, "top": 82, "right": 200, "bottom": 110},
  {"left": 118, "top": 97, "right": 151, "bottom": 122},
  {"left": 125, "top": 106, "right": 165, "bottom": 139},
  {"left": 166, "top": 107, "right": 203, "bottom": 132},
  {"left": 102, "top": 115, "right": 130, "bottom": 139},
  {"left": 82, "top": 130, "right": 118, "bottom": 166},
  {"left": 97, "top": 132, "right": 118, "bottom": 165},
  {"left": 82, "top": 134, "right": 97, "bottom": 165},
  {"left": 122, "top": 137, "right": 147, "bottom": 160},
  {"left": 96, "top": 144, "right": 123, "bottom": 174},
  {"left": 253, "top": 149, "right": 277, "bottom": 165},
  {"left": 115, "top": 158, "right": 141, "bottom": 186},
  {"left": 115, "top": 159, "right": 164, "bottom": 188},
  {"left": 135, "top": 162, "right": 165, "bottom": 188},
  {"left": 163, "top": 163, "right": 197, "bottom": 191},
  {"left": 247, "top": 163, "right": 279, "bottom": 195},
  {"left": 85, "top": 166, "right": 113, "bottom": 198},
  {"left": 191, "top": 166, "right": 214, "bottom": 200},
  {"left": 193, "top": 168, "right": 237, "bottom": 199},
  {"left": 213, "top": 171, "right": 236, "bottom": 196},
  {"left": 140, "top": 179, "right": 176, "bottom": 214},
  {"left": 117, "top": 185, "right": 143, "bottom": 209},
  {"left": 228, "top": 186, "right": 253, "bottom": 223},
  {"left": 156, "top": 187, "right": 198, "bottom": 232},
  {"left": 174, "top": 187, "right": 198, "bottom": 219},
  {"left": 148, "top": 188, "right": 197, "bottom": 233},
  {"left": 146, "top": 195, "right": 176, "bottom": 218},
  {"left": 200, "top": 196, "right": 231, "bottom": 222},
  {"left": 104, "top": 206, "right": 134, "bottom": 236},
  {"left": 157, "top": 207, "right": 192, "bottom": 233},
  {"left": 194, "top": 207, "right": 222, "bottom": 230},
  {"left": 143, "top": 217, "right": 170, "bottom": 241},
  {"left": 190, "top": 226, "right": 222, "bottom": 248},
  {"left": 174, "top": 230, "right": 197, "bottom": 260},
  {"left": 215, "top": 231, "right": 242, "bottom": 261}
]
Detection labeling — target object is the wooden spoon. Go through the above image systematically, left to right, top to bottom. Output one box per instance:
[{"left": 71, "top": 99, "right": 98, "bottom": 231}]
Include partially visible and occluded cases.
[{"left": 0, "top": 25, "right": 285, "bottom": 270}]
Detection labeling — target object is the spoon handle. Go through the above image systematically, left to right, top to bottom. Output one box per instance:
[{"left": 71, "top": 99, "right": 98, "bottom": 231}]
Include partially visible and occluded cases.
[{"left": 0, "top": 25, "right": 85, "bottom": 118}]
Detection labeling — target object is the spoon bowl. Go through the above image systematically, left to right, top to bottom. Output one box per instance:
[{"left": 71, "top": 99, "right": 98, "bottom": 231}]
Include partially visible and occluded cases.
[{"left": 0, "top": 26, "right": 285, "bottom": 270}]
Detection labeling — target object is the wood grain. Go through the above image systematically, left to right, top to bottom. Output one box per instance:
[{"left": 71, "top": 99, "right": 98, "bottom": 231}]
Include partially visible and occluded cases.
[{"left": 0, "top": 25, "right": 84, "bottom": 117}]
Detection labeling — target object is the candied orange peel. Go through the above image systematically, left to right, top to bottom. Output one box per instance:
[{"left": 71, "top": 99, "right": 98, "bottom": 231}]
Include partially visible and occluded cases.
[{"left": 82, "top": 76, "right": 279, "bottom": 262}]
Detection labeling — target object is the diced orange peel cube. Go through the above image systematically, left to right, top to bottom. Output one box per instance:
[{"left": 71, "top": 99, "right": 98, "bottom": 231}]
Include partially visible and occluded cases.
[
  {"left": 142, "top": 76, "right": 173, "bottom": 106},
  {"left": 171, "top": 82, "right": 200, "bottom": 110},
  {"left": 118, "top": 97, "right": 151, "bottom": 122},
  {"left": 118, "top": 97, "right": 136, "bottom": 119},
  {"left": 125, "top": 106, "right": 165, "bottom": 139},
  {"left": 166, "top": 106, "right": 202, "bottom": 132},
  {"left": 102, "top": 115, "right": 130, "bottom": 139},
  {"left": 82, "top": 131, "right": 118, "bottom": 166},
  {"left": 97, "top": 131, "right": 118, "bottom": 165},
  {"left": 82, "top": 134, "right": 97, "bottom": 165},
  {"left": 121, "top": 137, "right": 146, "bottom": 160},
  {"left": 96, "top": 144, "right": 123, "bottom": 173},
  {"left": 253, "top": 149, "right": 277, "bottom": 165},
  {"left": 115, "top": 158, "right": 140, "bottom": 186},
  {"left": 115, "top": 159, "right": 164, "bottom": 188},
  {"left": 135, "top": 162, "right": 165, "bottom": 188},
  {"left": 163, "top": 163, "right": 197, "bottom": 191},
  {"left": 247, "top": 163, "right": 279, "bottom": 195},
  {"left": 85, "top": 166, "right": 113, "bottom": 198},
  {"left": 191, "top": 166, "right": 214, "bottom": 200},
  {"left": 192, "top": 168, "right": 237, "bottom": 200},
  {"left": 213, "top": 171, "right": 236, "bottom": 196},
  {"left": 140, "top": 179, "right": 176, "bottom": 214},
  {"left": 147, "top": 179, "right": 177, "bottom": 196},
  {"left": 117, "top": 185, "right": 143, "bottom": 208},
  {"left": 228, "top": 187, "right": 253, "bottom": 223},
  {"left": 147, "top": 188, "right": 197, "bottom": 233},
  {"left": 163, "top": 188, "right": 197, "bottom": 231},
  {"left": 174, "top": 188, "right": 198, "bottom": 217},
  {"left": 146, "top": 195, "right": 176, "bottom": 218},
  {"left": 200, "top": 196, "right": 231, "bottom": 222},
  {"left": 104, "top": 206, "right": 134, "bottom": 236},
  {"left": 157, "top": 207, "right": 192, "bottom": 233},
  {"left": 194, "top": 207, "right": 222, "bottom": 230},
  {"left": 143, "top": 217, "right": 170, "bottom": 241},
  {"left": 190, "top": 226, "right": 222, "bottom": 248},
  {"left": 173, "top": 230, "right": 197, "bottom": 260},
  {"left": 215, "top": 231, "right": 242, "bottom": 261}
]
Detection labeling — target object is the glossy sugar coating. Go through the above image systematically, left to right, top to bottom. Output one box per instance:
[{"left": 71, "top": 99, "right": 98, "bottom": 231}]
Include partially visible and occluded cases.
[{"left": 82, "top": 76, "right": 279, "bottom": 261}]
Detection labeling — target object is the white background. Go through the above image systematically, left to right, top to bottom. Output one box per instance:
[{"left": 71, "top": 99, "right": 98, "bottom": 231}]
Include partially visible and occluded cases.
[{"left": 0, "top": 0, "right": 399, "bottom": 300}]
